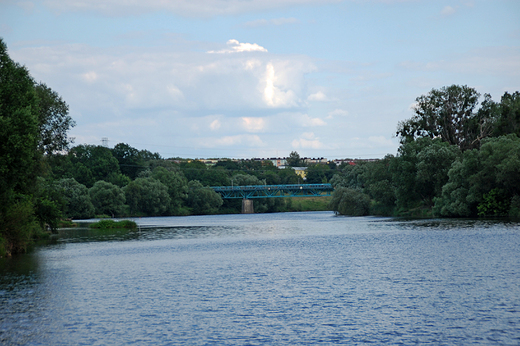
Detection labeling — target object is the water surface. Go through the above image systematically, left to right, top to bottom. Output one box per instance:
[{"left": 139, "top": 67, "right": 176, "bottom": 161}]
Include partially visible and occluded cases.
[{"left": 1, "top": 212, "right": 519, "bottom": 345}]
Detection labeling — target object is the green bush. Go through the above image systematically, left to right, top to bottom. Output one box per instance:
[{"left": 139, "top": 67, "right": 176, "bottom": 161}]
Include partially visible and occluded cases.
[
  {"left": 329, "top": 187, "right": 370, "bottom": 216},
  {"left": 89, "top": 219, "right": 137, "bottom": 229}
]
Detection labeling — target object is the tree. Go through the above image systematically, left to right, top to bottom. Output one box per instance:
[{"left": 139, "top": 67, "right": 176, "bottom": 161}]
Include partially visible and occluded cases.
[
  {"left": 0, "top": 38, "right": 41, "bottom": 255},
  {"left": 0, "top": 39, "right": 40, "bottom": 200},
  {"left": 0, "top": 39, "right": 76, "bottom": 254},
  {"left": 34, "top": 83, "right": 75, "bottom": 155},
  {"left": 397, "top": 85, "right": 492, "bottom": 151},
  {"left": 492, "top": 91, "right": 520, "bottom": 137},
  {"left": 434, "top": 134, "right": 520, "bottom": 217},
  {"left": 390, "top": 138, "right": 459, "bottom": 213},
  {"left": 111, "top": 143, "right": 143, "bottom": 179},
  {"left": 68, "top": 145, "right": 121, "bottom": 187},
  {"left": 287, "top": 151, "right": 302, "bottom": 167},
  {"left": 359, "top": 156, "right": 396, "bottom": 216},
  {"left": 214, "top": 159, "right": 240, "bottom": 171},
  {"left": 305, "top": 164, "right": 331, "bottom": 184},
  {"left": 152, "top": 167, "right": 188, "bottom": 215},
  {"left": 277, "top": 167, "right": 299, "bottom": 184},
  {"left": 231, "top": 173, "right": 265, "bottom": 186},
  {"left": 124, "top": 177, "right": 170, "bottom": 216},
  {"left": 57, "top": 178, "right": 95, "bottom": 219},
  {"left": 187, "top": 180, "right": 223, "bottom": 215},
  {"left": 89, "top": 181, "right": 126, "bottom": 217},
  {"left": 329, "top": 187, "right": 370, "bottom": 216}
]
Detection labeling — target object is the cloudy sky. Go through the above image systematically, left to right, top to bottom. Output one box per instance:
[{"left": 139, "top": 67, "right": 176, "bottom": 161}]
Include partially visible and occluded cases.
[{"left": 2, "top": 0, "right": 519, "bottom": 159}]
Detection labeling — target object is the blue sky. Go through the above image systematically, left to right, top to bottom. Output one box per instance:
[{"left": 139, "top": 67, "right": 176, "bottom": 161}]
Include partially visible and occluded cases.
[{"left": 1, "top": 0, "right": 519, "bottom": 159}]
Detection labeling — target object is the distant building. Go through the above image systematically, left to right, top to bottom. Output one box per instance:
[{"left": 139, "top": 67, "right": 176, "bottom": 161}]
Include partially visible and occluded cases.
[
  {"left": 303, "top": 157, "right": 327, "bottom": 165},
  {"left": 203, "top": 159, "right": 219, "bottom": 166},
  {"left": 292, "top": 167, "right": 307, "bottom": 180}
]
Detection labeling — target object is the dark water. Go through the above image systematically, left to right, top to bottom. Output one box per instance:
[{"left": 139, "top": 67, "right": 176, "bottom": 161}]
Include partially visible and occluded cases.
[{"left": 1, "top": 212, "right": 519, "bottom": 345}]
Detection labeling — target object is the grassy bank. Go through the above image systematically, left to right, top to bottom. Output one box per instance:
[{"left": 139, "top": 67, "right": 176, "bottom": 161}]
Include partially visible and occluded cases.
[{"left": 287, "top": 196, "right": 332, "bottom": 212}]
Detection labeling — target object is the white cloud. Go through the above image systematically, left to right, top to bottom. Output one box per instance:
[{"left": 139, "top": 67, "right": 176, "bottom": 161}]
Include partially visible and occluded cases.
[
  {"left": 207, "top": 39, "right": 268, "bottom": 54},
  {"left": 12, "top": 42, "right": 315, "bottom": 115},
  {"left": 263, "top": 62, "right": 301, "bottom": 107},
  {"left": 307, "top": 91, "right": 327, "bottom": 101},
  {"left": 298, "top": 114, "right": 326, "bottom": 127},
  {"left": 242, "top": 117, "right": 266, "bottom": 132},
  {"left": 210, "top": 119, "right": 221, "bottom": 131},
  {"left": 291, "top": 132, "right": 325, "bottom": 149}
]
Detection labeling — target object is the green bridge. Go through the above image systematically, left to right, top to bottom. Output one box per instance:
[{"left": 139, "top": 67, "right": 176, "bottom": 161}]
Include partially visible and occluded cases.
[{"left": 211, "top": 183, "right": 334, "bottom": 199}]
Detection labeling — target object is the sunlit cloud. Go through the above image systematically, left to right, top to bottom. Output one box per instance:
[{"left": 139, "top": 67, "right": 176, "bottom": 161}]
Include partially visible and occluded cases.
[
  {"left": 207, "top": 39, "right": 268, "bottom": 54},
  {"left": 13, "top": 42, "right": 314, "bottom": 115},
  {"left": 263, "top": 62, "right": 300, "bottom": 107},
  {"left": 242, "top": 117, "right": 266, "bottom": 132},
  {"left": 210, "top": 119, "right": 221, "bottom": 131}
]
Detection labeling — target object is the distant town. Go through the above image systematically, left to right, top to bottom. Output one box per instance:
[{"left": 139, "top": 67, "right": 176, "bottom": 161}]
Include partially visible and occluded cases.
[{"left": 169, "top": 157, "right": 379, "bottom": 168}]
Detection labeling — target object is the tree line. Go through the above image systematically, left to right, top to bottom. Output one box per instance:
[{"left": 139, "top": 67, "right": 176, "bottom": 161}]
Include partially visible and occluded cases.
[
  {"left": 330, "top": 85, "right": 520, "bottom": 218},
  {"left": 45, "top": 143, "right": 338, "bottom": 220}
]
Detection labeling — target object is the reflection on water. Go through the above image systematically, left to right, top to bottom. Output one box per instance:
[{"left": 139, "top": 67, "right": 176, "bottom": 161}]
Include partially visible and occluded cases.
[{"left": 1, "top": 212, "right": 519, "bottom": 345}]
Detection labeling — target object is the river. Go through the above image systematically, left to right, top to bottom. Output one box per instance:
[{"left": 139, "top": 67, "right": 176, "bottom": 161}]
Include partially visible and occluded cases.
[{"left": 1, "top": 212, "right": 519, "bottom": 345}]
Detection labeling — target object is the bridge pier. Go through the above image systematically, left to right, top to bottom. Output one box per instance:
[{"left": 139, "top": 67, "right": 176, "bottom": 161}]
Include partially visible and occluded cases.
[{"left": 242, "top": 199, "right": 254, "bottom": 214}]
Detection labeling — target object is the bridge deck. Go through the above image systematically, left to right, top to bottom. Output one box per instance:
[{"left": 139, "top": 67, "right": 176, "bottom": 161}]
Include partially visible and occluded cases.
[{"left": 211, "top": 183, "right": 333, "bottom": 199}]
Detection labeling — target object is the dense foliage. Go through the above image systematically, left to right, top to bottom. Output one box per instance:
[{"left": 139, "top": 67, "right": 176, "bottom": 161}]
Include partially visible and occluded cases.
[
  {"left": 0, "top": 39, "right": 75, "bottom": 256},
  {"left": 331, "top": 85, "right": 520, "bottom": 218}
]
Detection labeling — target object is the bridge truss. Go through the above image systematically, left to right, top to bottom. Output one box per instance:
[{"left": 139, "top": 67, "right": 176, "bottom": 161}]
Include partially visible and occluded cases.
[{"left": 211, "top": 183, "right": 334, "bottom": 199}]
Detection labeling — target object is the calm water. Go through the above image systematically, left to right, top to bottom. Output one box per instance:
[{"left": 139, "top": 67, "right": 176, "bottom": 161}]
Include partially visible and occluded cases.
[{"left": 1, "top": 212, "right": 519, "bottom": 345}]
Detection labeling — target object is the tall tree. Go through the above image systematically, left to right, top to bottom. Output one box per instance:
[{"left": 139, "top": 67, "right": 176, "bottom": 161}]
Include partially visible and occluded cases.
[
  {"left": 0, "top": 39, "right": 41, "bottom": 255},
  {"left": 0, "top": 39, "right": 40, "bottom": 199},
  {"left": 35, "top": 83, "right": 75, "bottom": 155},
  {"left": 396, "top": 85, "right": 491, "bottom": 151},
  {"left": 492, "top": 91, "right": 520, "bottom": 137},
  {"left": 435, "top": 134, "right": 520, "bottom": 217},
  {"left": 112, "top": 143, "right": 143, "bottom": 180},
  {"left": 68, "top": 145, "right": 121, "bottom": 187},
  {"left": 287, "top": 151, "right": 302, "bottom": 167},
  {"left": 152, "top": 166, "right": 188, "bottom": 215},
  {"left": 124, "top": 177, "right": 170, "bottom": 216},
  {"left": 187, "top": 180, "right": 223, "bottom": 215},
  {"left": 89, "top": 181, "right": 126, "bottom": 217}
]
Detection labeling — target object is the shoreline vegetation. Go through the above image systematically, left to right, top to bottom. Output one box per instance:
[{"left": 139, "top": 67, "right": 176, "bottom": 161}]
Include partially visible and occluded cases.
[
  {"left": 1, "top": 38, "right": 520, "bottom": 256},
  {"left": 88, "top": 220, "right": 138, "bottom": 229}
]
